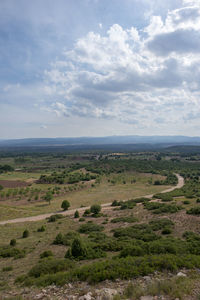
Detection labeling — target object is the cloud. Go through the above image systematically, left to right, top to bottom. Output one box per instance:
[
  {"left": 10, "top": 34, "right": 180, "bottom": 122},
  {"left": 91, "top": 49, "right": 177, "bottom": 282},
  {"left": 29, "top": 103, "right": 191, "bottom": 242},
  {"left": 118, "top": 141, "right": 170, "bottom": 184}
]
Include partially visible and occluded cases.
[
  {"left": 2, "top": 0, "right": 200, "bottom": 137},
  {"left": 41, "top": 1, "right": 200, "bottom": 133}
]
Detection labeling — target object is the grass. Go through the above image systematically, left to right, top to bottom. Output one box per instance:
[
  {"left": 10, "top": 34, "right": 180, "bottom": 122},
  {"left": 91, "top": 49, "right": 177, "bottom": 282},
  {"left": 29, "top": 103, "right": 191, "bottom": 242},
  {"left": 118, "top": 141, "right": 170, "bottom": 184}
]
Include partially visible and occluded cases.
[
  {"left": 0, "top": 171, "right": 42, "bottom": 181},
  {"left": 0, "top": 172, "right": 171, "bottom": 220},
  {"left": 0, "top": 216, "right": 77, "bottom": 289},
  {"left": 121, "top": 276, "right": 197, "bottom": 300}
]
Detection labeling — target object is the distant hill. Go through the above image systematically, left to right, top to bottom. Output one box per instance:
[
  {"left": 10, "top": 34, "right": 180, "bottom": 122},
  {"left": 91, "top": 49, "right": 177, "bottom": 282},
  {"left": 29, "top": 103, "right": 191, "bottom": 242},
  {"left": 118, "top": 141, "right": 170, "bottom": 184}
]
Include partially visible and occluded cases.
[
  {"left": 1, "top": 136, "right": 200, "bottom": 147},
  {"left": 1, "top": 136, "right": 200, "bottom": 153}
]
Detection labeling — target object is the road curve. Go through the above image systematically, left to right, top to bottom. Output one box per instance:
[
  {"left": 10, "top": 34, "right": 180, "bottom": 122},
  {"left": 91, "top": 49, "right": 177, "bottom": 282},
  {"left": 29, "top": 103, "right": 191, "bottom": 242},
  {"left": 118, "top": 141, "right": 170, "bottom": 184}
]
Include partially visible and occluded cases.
[{"left": 0, "top": 173, "right": 184, "bottom": 225}]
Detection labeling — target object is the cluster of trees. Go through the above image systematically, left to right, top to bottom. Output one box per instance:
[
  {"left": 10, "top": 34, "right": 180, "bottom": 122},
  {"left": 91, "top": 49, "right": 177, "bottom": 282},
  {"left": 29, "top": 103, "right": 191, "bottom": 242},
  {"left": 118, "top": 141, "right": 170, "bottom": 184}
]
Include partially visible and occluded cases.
[
  {"left": 0, "top": 164, "right": 14, "bottom": 173},
  {"left": 38, "top": 171, "right": 97, "bottom": 185}
]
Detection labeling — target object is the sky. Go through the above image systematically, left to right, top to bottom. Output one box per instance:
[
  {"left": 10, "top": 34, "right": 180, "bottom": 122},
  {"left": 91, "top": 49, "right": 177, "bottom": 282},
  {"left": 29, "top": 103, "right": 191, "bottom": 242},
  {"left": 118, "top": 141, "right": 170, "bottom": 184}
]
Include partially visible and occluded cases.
[{"left": 1, "top": 0, "right": 200, "bottom": 139}]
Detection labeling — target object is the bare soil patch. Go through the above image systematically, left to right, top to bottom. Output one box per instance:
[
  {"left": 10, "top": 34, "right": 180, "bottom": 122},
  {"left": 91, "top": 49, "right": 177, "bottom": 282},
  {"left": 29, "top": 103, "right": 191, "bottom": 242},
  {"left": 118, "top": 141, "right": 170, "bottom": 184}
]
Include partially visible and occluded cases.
[{"left": 0, "top": 180, "right": 30, "bottom": 188}]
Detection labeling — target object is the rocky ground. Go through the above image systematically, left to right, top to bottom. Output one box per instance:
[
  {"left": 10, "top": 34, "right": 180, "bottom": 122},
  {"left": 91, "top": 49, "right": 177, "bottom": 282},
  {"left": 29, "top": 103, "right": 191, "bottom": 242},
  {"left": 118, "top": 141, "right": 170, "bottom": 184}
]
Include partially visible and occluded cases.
[{"left": 1, "top": 270, "right": 199, "bottom": 300}]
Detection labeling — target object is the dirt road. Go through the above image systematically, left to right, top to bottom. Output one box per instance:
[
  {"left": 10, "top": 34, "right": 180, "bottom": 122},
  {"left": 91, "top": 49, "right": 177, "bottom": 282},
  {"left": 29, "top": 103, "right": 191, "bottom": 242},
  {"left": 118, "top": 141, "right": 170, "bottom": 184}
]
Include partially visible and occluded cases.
[{"left": 0, "top": 173, "right": 184, "bottom": 225}]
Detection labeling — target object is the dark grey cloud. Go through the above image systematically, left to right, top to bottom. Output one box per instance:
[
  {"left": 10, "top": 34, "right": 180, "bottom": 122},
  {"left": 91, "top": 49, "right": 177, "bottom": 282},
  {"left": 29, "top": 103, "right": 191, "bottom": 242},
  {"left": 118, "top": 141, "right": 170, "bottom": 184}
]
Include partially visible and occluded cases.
[{"left": 148, "top": 29, "right": 200, "bottom": 56}]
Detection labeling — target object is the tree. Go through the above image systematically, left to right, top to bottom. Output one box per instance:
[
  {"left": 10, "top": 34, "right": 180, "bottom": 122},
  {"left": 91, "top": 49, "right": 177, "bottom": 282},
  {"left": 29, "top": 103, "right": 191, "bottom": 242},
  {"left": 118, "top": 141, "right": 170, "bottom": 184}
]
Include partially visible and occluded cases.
[
  {"left": 0, "top": 185, "right": 3, "bottom": 191},
  {"left": 44, "top": 191, "right": 53, "bottom": 205},
  {"left": 61, "top": 200, "right": 70, "bottom": 211},
  {"left": 90, "top": 204, "right": 101, "bottom": 215},
  {"left": 74, "top": 210, "right": 79, "bottom": 218},
  {"left": 22, "top": 229, "right": 29, "bottom": 238},
  {"left": 71, "top": 238, "right": 87, "bottom": 258},
  {"left": 10, "top": 239, "right": 16, "bottom": 246}
]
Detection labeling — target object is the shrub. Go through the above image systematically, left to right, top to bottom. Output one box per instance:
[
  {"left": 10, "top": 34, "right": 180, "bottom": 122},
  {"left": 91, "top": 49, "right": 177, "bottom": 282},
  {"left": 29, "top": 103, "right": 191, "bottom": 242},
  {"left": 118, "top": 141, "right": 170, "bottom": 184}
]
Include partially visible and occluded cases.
[
  {"left": 154, "top": 180, "right": 161, "bottom": 185},
  {"left": 154, "top": 193, "right": 173, "bottom": 202},
  {"left": 196, "top": 198, "right": 200, "bottom": 203},
  {"left": 61, "top": 200, "right": 70, "bottom": 211},
  {"left": 111, "top": 200, "right": 121, "bottom": 206},
  {"left": 183, "top": 200, "right": 190, "bottom": 205},
  {"left": 120, "top": 201, "right": 136, "bottom": 210},
  {"left": 144, "top": 202, "right": 181, "bottom": 214},
  {"left": 90, "top": 204, "right": 101, "bottom": 215},
  {"left": 187, "top": 207, "right": 200, "bottom": 215},
  {"left": 83, "top": 209, "right": 91, "bottom": 216},
  {"left": 74, "top": 210, "right": 79, "bottom": 218},
  {"left": 47, "top": 214, "right": 64, "bottom": 222},
  {"left": 111, "top": 216, "right": 138, "bottom": 223},
  {"left": 79, "top": 217, "right": 85, "bottom": 222},
  {"left": 149, "top": 218, "right": 174, "bottom": 231},
  {"left": 78, "top": 222, "right": 104, "bottom": 234},
  {"left": 113, "top": 224, "right": 159, "bottom": 242},
  {"left": 37, "top": 226, "right": 45, "bottom": 232},
  {"left": 161, "top": 228, "right": 172, "bottom": 235},
  {"left": 22, "top": 229, "right": 29, "bottom": 238},
  {"left": 53, "top": 231, "right": 80, "bottom": 246},
  {"left": 183, "top": 231, "right": 200, "bottom": 241},
  {"left": 65, "top": 238, "right": 106, "bottom": 260},
  {"left": 66, "top": 238, "right": 88, "bottom": 259},
  {"left": 10, "top": 239, "right": 16, "bottom": 246},
  {"left": 120, "top": 245, "right": 145, "bottom": 258},
  {"left": 0, "top": 246, "right": 25, "bottom": 259},
  {"left": 40, "top": 251, "right": 53, "bottom": 259},
  {"left": 20, "top": 254, "right": 200, "bottom": 286},
  {"left": 28, "top": 258, "right": 74, "bottom": 278},
  {"left": 2, "top": 266, "right": 13, "bottom": 272}
]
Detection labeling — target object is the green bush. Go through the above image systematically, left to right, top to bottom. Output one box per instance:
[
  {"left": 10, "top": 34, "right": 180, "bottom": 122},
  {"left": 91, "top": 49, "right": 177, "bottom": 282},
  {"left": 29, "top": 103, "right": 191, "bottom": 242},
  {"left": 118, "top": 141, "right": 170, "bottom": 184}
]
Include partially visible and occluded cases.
[
  {"left": 153, "top": 193, "right": 173, "bottom": 202},
  {"left": 61, "top": 200, "right": 70, "bottom": 211},
  {"left": 111, "top": 200, "right": 121, "bottom": 206},
  {"left": 183, "top": 200, "right": 190, "bottom": 205},
  {"left": 120, "top": 201, "right": 136, "bottom": 210},
  {"left": 144, "top": 202, "right": 181, "bottom": 214},
  {"left": 90, "top": 204, "right": 101, "bottom": 215},
  {"left": 187, "top": 207, "right": 200, "bottom": 215},
  {"left": 83, "top": 209, "right": 91, "bottom": 216},
  {"left": 74, "top": 210, "right": 79, "bottom": 218},
  {"left": 47, "top": 214, "right": 64, "bottom": 222},
  {"left": 111, "top": 216, "right": 138, "bottom": 223},
  {"left": 79, "top": 217, "right": 85, "bottom": 222},
  {"left": 149, "top": 218, "right": 174, "bottom": 231},
  {"left": 78, "top": 222, "right": 104, "bottom": 234},
  {"left": 113, "top": 224, "right": 159, "bottom": 242},
  {"left": 37, "top": 226, "right": 45, "bottom": 232},
  {"left": 161, "top": 228, "right": 172, "bottom": 235},
  {"left": 22, "top": 229, "right": 29, "bottom": 238},
  {"left": 53, "top": 231, "right": 80, "bottom": 246},
  {"left": 183, "top": 231, "right": 200, "bottom": 241},
  {"left": 65, "top": 238, "right": 106, "bottom": 260},
  {"left": 10, "top": 239, "right": 17, "bottom": 246},
  {"left": 120, "top": 245, "right": 145, "bottom": 257},
  {"left": 0, "top": 246, "right": 25, "bottom": 259},
  {"left": 40, "top": 250, "right": 54, "bottom": 259},
  {"left": 19, "top": 253, "right": 200, "bottom": 286},
  {"left": 28, "top": 258, "right": 74, "bottom": 278},
  {"left": 2, "top": 266, "right": 13, "bottom": 272}
]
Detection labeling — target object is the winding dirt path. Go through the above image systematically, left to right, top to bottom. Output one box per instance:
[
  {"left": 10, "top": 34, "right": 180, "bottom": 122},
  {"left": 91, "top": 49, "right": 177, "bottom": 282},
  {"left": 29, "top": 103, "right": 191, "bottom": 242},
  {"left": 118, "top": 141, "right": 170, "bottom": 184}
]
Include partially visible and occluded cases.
[{"left": 0, "top": 173, "right": 184, "bottom": 225}]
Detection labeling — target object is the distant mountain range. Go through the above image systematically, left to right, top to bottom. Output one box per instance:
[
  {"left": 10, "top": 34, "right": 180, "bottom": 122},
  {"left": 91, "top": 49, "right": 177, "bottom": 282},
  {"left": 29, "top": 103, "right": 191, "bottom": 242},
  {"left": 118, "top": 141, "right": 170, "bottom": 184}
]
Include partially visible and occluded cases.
[{"left": 1, "top": 136, "right": 200, "bottom": 147}]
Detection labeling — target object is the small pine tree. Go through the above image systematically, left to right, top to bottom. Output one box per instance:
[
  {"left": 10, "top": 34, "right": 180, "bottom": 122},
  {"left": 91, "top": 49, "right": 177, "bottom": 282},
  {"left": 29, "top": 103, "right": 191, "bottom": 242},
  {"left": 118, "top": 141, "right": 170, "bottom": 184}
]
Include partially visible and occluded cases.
[
  {"left": 74, "top": 210, "right": 79, "bottom": 218},
  {"left": 22, "top": 229, "right": 29, "bottom": 238},
  {"left": 71, "top": 238, "right": 87, "bottom": 259},
  {"left": 10, "top": 239, "right": 16, "bottom": 246}
]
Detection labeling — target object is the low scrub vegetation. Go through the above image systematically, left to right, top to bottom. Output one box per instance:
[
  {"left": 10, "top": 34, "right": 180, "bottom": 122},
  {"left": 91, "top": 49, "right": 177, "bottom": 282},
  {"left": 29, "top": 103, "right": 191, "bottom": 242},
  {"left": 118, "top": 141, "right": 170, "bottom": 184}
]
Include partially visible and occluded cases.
[
  {"left": 143, "top": 202, "right": 182, "bottom": 214},
  {"left": 111, "top": 216, "right": 138, "bottom": 223},
  {"left": 78, "top": 222, "right": 104, "bottom": 234},
  {"left": 0, "top": 246, "right": 25, "bottom": 259}
]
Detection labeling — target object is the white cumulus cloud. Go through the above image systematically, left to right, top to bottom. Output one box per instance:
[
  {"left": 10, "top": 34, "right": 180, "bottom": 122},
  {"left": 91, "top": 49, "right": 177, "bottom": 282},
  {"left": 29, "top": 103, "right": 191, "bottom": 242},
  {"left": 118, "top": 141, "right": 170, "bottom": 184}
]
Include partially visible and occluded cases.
[{"left": 42, "top": 1, "right": 200, "bottom": 133}]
